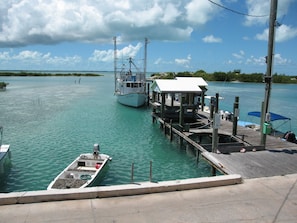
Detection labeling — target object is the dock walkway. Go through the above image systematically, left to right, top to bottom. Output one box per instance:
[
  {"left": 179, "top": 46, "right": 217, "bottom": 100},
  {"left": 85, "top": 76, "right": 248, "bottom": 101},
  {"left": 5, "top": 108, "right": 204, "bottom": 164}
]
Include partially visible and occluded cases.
[
  {"left": 152, "top": 110, "right": 297, "bottom": 179},
  {"left": 212, "top": 118, "right": 297, "bottom": 178}
]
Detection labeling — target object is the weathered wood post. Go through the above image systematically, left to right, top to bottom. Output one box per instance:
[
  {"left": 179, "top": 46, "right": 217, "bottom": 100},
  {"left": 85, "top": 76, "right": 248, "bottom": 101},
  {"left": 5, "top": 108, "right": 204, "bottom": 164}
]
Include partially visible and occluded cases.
[
  {"left": 147, "top": 82, "right": 150, "bottom": 106},
  {"left": 201, "top": 91, "right": 205, "bottom": 111},
  {"left": 161, "top": 93, "right": 165, "bottom": 120},
  {"left": 211, "top": 93, "right": 220, "bottom": 176},
  {"left": 212, "top": 93, "right": 219, "bottom": 154},
  {"left": 179, "top": 94, "right": 184, "bottom": 127},
  {"left": 233, "top": 96, "right": 239, "bottom": 135},
  {"left": 170, "top": 119, "right": 173, "bottom": 141},
  {"left": 196, "top": 149, "right": 200, "bottom": 164},
  {"left": 149, "top": 161, "right": 153, "bottom": 182},
  {"left": 131, "top": 162, "right": 134, "bottom": 183}
]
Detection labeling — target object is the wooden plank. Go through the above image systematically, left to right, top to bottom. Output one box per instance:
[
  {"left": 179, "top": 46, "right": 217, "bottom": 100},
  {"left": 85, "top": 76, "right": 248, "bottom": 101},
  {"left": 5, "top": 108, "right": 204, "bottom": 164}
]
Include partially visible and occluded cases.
[{"left": 152, "top": 109, "right": 297, "bottom": 179}]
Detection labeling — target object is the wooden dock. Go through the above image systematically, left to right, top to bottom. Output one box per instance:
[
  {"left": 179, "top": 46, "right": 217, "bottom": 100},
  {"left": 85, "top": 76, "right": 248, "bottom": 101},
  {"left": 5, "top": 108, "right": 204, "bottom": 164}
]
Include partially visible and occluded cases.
[{"left": 152, "top": 111, "right": 297, "bottom": 179}]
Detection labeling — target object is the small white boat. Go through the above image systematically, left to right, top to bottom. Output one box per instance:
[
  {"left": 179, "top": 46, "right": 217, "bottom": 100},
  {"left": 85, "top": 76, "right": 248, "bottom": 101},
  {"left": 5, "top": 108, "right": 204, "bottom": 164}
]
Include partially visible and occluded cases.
[
  {"left": 0, "top": 126, "right": 11, "bottom": 174},
  {"left": 47, "top": 144, "right": 112, "bottom": 190}
]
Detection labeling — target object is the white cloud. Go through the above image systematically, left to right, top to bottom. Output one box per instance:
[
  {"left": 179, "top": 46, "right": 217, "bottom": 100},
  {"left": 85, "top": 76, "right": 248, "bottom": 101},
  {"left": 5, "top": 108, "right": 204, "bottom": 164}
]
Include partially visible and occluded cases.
[
  {"left": 0, "top": 0, "right": 221, "bottom": 47},
  {"left": 185, "top": 0, "right": 221, "bottom": 25},
  {"left": 244, "top": 0, "right": 293, "bottom": 26},
  {"left": 256, "top": 24, "right": 297, "bottom": 42},
  {"left": 275, "top": 25, "right": 297, "bottom": 42},
  {"left": 202, "top": 35, "right": 222, "bottom": 43},
  {"left": 89, "top": 42, "right": 142, "bottom": 62},
  {"left": 0, "top": 50, "right": 82, "bottom": 67},
  {"left": 232, "top": 50, "right": 245, "bottom": 59},
  {"left": 244, "top": 53, "right": 290, "bottom": 66},
  {"left": 274, "top": 53, "right": 291, "bottom": 65},
  {"left": 175, "top": 54, "right": 191, "bottom": 67},
  {"left": 246, "top": 55, "right": 266, "bottom": 66},
  {"left": 154, "top": 58, "right": 163, "bottom": 65}
]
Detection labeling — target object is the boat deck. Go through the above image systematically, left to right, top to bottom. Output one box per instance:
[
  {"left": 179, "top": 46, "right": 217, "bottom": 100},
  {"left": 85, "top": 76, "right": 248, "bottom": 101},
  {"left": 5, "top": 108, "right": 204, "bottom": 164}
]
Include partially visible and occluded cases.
[{"left": 51, "top": 178, "right": 87, "bottom": 189}]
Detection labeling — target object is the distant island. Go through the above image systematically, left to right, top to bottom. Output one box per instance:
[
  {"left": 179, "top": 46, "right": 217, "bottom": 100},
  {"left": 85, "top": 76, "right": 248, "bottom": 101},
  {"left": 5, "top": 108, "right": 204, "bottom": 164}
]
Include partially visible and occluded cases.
[
  {"left": 151, "top": 70, "right": 297, "bottom": 84},
  {"left": 0, "top": 71, "right": 103, "bottom": 77}
]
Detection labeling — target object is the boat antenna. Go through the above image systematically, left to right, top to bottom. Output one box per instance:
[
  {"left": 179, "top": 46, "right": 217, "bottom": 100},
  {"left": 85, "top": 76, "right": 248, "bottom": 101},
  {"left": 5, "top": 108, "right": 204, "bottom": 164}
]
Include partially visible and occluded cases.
[{"left": 261, "top": 0, "right": 278, "bottom": 147}]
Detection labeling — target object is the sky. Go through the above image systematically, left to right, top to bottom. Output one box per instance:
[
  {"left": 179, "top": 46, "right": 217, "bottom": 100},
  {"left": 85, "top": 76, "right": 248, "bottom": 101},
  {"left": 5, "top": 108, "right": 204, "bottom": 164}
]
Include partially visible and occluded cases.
[{"left": 0, "top": 0, "right": 296, "bottom": 75}]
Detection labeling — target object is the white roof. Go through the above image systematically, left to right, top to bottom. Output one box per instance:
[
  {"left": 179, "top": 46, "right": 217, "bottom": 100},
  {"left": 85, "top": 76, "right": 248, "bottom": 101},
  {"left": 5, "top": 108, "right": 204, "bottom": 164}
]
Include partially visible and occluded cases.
[
  {"left": 152, "top": 77, "right": 207, "bottom": 93},
  {"left": 175, "top": 77, "right": 208, "bottom": 87}
]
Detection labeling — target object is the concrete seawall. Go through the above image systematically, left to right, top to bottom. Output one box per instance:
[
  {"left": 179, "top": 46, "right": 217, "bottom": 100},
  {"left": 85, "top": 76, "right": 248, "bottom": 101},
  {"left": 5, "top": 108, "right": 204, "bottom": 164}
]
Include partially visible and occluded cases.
[{"left": 0, "top": 174, "right": 241, "bottom": 205}]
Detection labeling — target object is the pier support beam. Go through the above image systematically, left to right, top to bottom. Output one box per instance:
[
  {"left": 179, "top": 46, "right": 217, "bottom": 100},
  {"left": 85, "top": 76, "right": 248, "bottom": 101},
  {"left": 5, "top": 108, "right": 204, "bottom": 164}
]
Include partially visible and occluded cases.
[
  {"left": 212, "top": 93, "right": 220, "bottom": 154},
  {"left": 232, "top": 96, "right": 239, "bottom": 136},
  {"left": 169, "top": 120, "right": 173, "bottom": 141}
]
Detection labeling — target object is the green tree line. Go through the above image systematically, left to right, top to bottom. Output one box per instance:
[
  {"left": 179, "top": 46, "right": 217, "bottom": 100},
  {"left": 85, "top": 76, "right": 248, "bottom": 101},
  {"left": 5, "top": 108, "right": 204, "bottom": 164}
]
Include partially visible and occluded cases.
[{"left": 151, "top": 70, "right": 297, "bottom": 84}]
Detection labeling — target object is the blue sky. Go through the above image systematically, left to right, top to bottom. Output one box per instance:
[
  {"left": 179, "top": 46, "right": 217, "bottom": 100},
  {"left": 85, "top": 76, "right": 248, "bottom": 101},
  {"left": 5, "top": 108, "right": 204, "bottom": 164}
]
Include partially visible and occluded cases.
[{"left": 0, "top": 0, "right": 296, "bottom": 75}]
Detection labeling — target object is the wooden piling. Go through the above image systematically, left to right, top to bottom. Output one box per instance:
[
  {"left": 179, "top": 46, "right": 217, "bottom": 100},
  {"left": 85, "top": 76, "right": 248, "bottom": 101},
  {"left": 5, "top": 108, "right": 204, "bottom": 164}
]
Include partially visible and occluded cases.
[{"left": 131, "top": 162, "right": 134, "bottom": 183}]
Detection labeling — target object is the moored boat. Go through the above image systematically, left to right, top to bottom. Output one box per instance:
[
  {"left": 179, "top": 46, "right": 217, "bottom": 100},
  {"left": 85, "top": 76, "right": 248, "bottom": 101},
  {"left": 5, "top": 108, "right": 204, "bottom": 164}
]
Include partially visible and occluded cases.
[
  {"left": 113, "top": 37, "right": 148, "bottom": 108},
  {"left": 0, "top": 126, "right": 11, "bottom": 174},
  {"left": 47, "top": 144, "right": 112, "bottom": 190}
]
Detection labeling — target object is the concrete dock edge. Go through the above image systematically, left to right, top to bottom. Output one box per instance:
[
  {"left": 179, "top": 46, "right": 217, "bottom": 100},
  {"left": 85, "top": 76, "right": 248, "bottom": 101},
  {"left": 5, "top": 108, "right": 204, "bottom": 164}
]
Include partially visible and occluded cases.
[{"left": 0, "top": 174, "right": 242, "bottom": 205}]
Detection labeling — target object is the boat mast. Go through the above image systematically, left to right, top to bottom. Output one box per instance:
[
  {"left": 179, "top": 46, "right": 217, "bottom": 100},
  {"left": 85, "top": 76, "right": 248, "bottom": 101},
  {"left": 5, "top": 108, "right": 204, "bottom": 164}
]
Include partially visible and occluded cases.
[
  {"left": 261, "top": 0, "right": 278, "bottom": 147},
  {"left": 113, "top": 36, "right": 117, "bottom": 92},
  {"left": 144, "top": 38, "right": 148, "bottom": 76}
]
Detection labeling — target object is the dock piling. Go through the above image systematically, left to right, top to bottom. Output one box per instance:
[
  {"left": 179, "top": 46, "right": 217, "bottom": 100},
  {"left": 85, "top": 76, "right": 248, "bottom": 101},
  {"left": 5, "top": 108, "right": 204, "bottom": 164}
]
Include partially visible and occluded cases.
[
  {"left": 233, "top": 96, "right": 239, "bottom": 135},
  {"left": 149, "top": 161, "right": 153, "bottom": 182},
  {"left": 131, "top": 162, "right": 134, "bottom": 183}
]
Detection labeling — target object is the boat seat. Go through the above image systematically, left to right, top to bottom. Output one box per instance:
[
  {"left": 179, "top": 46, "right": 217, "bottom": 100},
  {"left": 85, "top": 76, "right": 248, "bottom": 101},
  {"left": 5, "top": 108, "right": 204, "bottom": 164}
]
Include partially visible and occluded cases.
[{"left": 77, "top": 166, "right": 97, "bottom": 171}]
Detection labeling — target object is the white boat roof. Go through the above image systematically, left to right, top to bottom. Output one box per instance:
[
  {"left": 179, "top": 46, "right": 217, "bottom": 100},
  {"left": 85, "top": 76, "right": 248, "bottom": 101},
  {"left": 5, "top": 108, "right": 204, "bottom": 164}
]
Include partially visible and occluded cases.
[{"left": 151, "top": 77, "right": 207, "bottom": 93}]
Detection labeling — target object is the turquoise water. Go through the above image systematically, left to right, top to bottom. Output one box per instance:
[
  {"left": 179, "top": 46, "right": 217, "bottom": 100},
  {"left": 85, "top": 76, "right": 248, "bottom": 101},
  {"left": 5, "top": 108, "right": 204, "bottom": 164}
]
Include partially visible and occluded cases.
[
  {"left": 0, "top": 74, "right": 211, "bottom": 192},
  {"left": 0, "top": 75, "right": 296, "bottom": 192},
  {"left": 207, "top": 81, "right": 297, "bottom": 134}
]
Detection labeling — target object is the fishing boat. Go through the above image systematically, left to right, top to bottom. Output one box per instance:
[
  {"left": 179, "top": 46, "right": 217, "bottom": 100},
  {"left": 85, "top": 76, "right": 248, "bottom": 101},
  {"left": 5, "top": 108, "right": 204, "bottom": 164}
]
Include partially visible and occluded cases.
[
  {"left": 113, "top": 37, "right": 148, "bottom": 108},
  {"left": 0, "top": 126, "right": 11, "bottom": 174},
  {"left": 47, "top": 144, "right": 112, "bottom": 190}
]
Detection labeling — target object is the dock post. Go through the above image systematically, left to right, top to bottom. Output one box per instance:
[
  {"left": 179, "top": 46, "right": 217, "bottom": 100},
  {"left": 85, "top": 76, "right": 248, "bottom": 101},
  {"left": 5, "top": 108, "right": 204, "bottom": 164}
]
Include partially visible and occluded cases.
[
  {"left": 147, "top": 83, "right": 150, "bottom": 106},
  {"left": 201, "top": 91, "right": 205, "bottom": 111},
  {"left": 161, "top": 93, "right": 165, "bottom": 120},
  {"left": 212, "top": 93, "right": 219, "bottom": 154},
  {"left": 179, "top": 95, "right": 185, "bottom": 127},
  {"left": 232, "top": 96, "right": 239, "bottom": 135},
  {"left": 170, "top": 119, "right": 173, "bottom": 141},
  {"left": 179, "top": 136, "right": 183, "bottom": 148},
  {"left": 196, "top": 149, "right": 200, "bottom": 164},
  {"left": 149, "top": 161, "right": 153, "bottom": 182},
  {"left": 131, "top": 162, "right": 134, "bottom": 183},
  {"left": 211, "top": 167, "right": 216, "bottom": 176}
]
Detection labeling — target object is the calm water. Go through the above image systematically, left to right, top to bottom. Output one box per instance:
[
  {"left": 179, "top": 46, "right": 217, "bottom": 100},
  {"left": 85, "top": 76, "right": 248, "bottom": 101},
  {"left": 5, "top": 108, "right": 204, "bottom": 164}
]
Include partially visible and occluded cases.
[
  {"left": 0, "top": 74, "right": 296, "bottom": 192},
  {"left": 0, "top": 74, "right": 211, "bottom": 192},
  {"left": 207, "top": 81, "right": 297, "bottom": 134}
]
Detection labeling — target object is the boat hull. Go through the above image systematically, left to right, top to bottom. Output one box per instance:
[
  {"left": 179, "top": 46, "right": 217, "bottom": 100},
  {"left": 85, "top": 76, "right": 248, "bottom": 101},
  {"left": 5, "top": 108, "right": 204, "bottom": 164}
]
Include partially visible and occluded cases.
[
  {"left": 117, "top": 93, "right": 147, "bottom": 108},
  {"left": 0, "top": 145, "right": 11, "bottom": 174},
  {"left": 47, "top": 153, "right": 111, "bottom": 190}
]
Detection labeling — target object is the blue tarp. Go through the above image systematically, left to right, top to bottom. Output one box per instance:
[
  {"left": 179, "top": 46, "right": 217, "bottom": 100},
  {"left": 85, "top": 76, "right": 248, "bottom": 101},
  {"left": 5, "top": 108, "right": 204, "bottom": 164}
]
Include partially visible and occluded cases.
[{"left": 248, "top": 111, "right": 291, "bottom": 122}]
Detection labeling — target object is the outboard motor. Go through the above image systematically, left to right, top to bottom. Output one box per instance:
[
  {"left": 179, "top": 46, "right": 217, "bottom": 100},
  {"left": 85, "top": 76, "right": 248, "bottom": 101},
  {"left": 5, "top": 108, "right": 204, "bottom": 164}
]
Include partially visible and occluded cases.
[{"left": 93, "top": 143, "right": 100, "bottom": 156}]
